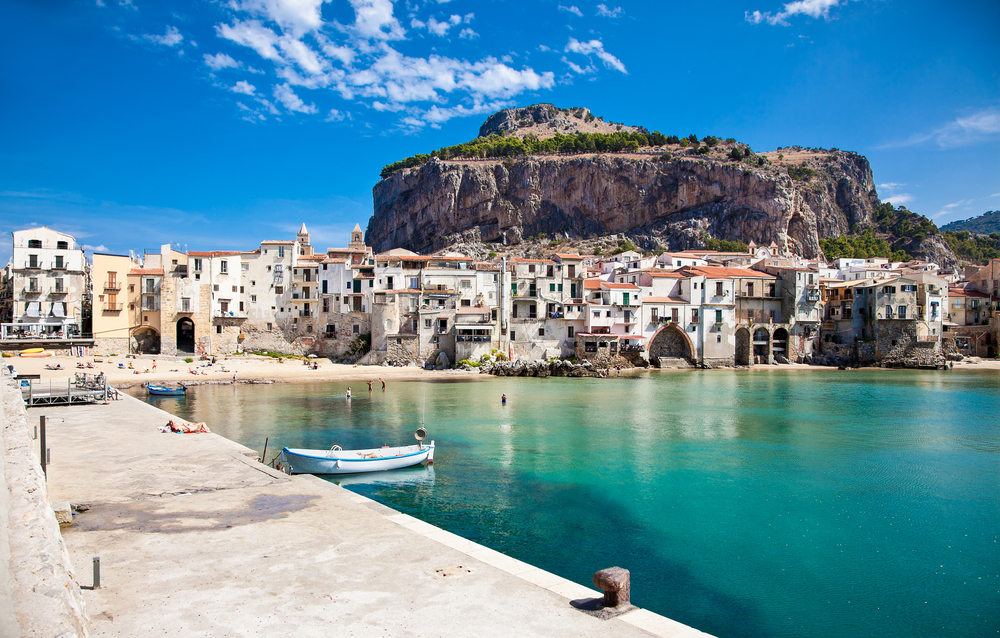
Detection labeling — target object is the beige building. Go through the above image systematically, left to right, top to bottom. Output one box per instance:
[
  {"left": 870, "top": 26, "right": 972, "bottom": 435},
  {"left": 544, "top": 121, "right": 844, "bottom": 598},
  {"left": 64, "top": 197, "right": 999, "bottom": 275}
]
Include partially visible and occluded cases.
[{"left": 91, "top": 253, "right": 134, "bottom": 353}]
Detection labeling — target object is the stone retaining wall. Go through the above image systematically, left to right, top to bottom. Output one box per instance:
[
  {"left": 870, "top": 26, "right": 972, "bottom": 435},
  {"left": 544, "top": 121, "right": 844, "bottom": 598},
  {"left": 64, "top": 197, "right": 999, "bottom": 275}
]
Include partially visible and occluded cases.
[{"left": 1, "top": 370, "right": 89, "bottom": 637}]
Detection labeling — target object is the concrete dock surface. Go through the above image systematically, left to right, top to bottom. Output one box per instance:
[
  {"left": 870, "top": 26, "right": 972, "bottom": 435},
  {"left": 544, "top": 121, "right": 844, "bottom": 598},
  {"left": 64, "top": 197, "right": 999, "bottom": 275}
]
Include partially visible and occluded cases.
[{"left": 42, "top": 394, "right": 711, "bottom": 638}]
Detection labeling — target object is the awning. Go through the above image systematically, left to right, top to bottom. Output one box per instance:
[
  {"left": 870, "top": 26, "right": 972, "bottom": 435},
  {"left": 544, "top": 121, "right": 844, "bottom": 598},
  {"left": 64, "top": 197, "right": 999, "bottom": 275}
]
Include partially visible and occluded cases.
[
  {"left": 26, "top": 302, "right": 40, "bottom": 318},
  {"left": 52, "top": 302, "right": 66, "bottom": 318},
  {"left": 620, "top": 335, "right": 647, "bottom": 340}
]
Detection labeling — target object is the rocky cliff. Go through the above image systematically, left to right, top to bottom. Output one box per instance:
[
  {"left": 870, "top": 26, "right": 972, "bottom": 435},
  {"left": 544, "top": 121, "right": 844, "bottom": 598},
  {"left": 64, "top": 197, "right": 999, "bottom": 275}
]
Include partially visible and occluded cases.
[{"left": 366, "top": 108, "right": 956, "bottom": 266}]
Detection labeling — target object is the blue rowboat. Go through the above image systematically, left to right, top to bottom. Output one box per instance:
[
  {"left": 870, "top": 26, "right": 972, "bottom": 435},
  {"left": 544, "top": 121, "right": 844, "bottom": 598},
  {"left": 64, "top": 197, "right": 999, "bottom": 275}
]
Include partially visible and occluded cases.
[
  {"left": 147, "top": 385, "right": 186, "bottom": 396},
  {"left": 281, "top": 441, "right": 435, "bottom": 475}
]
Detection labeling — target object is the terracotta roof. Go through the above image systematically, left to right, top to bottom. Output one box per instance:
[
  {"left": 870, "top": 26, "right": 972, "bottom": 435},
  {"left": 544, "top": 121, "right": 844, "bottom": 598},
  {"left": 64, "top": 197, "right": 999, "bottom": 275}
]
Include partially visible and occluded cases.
[
  {"left": 261, "top": 240, "right": 296, "bottom": 245},
  {"left": 188, "top": 250, "right": 241, "bottom": 257},
  {"left": 376, "top": 253, "right": 431, "bottom": 261},
  {"left": 554, "top": 253, "right": 583, "bottom": 259},
  {"left": 297, "top": 255, "right": 324, "bottom": 262},
  {"left": 510, "top": 257, "right": 555, "bottom": 264},
  {"left": 681, "top": 266, "right": 776, "bottom": 279},
  {"left": 129, "top": 268, "right": 164, "bottom": 275},
  {"left": 643, "top": 271, "right": 685, "bottom": 278},
  {"left": 584, "top": 279, "right": 604, "bottom": 290},
  {"left": 600, "top": 282, "right": 641, "bottom": 290},
  {"left": 948, "top": 287, "right": 990, "bottom": 298},
  {"left": 642, "top": 296, "right": 687, "bottom": 303},
  {"left": 456, "top": 305, "right": 493, "bottom": 314}
]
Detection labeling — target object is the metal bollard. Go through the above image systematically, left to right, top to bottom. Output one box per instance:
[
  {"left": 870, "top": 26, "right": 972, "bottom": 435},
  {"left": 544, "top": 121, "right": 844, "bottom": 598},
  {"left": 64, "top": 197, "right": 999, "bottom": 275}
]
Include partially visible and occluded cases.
[
  {"left": 39, "top": 416, "right": 47, "bottom": 478},
  {"left": 93, "top": 556, "right": 101, "bottom": 589},
  {"left": 593, "top": 566, "right": 631, "bottom": 608}
]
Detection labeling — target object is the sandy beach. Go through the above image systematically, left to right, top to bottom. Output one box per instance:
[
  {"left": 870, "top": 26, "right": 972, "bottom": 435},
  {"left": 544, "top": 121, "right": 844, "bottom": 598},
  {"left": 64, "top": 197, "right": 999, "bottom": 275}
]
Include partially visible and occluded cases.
[
  {"left": 4, "top": 351, "right": 997, "bottom": 388},
  {"left": 2, "top": 352, "right": 483, "bottom": 387}
]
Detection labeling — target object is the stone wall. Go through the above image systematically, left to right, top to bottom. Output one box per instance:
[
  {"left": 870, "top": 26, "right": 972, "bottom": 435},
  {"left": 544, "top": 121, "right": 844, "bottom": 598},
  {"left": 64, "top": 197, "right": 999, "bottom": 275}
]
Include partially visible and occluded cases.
[
  {"left": 875, "top": 320, "right": 942, "bottom": 367},
  {"left": 385, "top": 334, "right": 421, "bottom": 366},
  {"left": 91, "top": 337, "right": 131, "bottom": 356},
  {"left": 1, "top": 370, "right": 89, "bottom": 637}
]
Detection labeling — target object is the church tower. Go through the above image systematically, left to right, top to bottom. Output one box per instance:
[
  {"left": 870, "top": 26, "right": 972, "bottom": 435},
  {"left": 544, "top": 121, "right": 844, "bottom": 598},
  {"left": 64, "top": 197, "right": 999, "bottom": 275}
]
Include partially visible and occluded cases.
[{"left": 297, "top": 223, "right": 313, "bottom": 256}]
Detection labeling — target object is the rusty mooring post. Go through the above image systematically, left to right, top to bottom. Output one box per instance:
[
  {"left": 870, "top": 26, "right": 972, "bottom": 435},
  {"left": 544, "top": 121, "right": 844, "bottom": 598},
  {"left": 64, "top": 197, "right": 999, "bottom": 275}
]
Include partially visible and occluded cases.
[
  {"left": 39, "top": 416, "right": 47, "bottom": 478},
  {"left": 93, "top": 556, "right": 101, "bottom": 589},
  {"left": 593, "top": 566, "right": 630, "bottom": 608}
]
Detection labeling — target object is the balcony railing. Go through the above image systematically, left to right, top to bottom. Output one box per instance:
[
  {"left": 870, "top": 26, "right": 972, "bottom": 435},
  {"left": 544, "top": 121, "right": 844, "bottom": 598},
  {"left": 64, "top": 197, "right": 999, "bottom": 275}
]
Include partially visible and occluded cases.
[
  {"left": 22, "top": 261, "right": 41, "bottom": 269},
  {"left": 50, "top": 262, "right": 68, "bottom": 270},
  {"left": 104, "top": 282, "right": 121, "bottom": 292},
  {"left": 22, "top": 287, "right": 42, "bottom": 295},
  {"left": 49, "top": 289, "right": 67, "bottom": 296},
  {"left": 102, "top": 304, "right": 123, "bottom": 312},
  {"left": 213, "top": 310, "right": 247, "bottom": 319},
  {"left": 298, "top": 310, "right": 313, "bottom": 318},
  {"left": 548, "top": 312, "right": 564, "bottom": 319},
  {"left": 620, "top": 344, "right": 644, "bottom": 353}
]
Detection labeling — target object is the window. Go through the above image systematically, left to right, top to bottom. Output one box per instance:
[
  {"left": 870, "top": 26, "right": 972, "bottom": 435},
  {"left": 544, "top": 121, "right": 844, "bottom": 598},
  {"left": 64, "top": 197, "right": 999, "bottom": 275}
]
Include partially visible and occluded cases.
[
  {"left": 28, "top": 239, "right": 41, "bottom": 248},
  {"left": 57, "top": 241, "right": 67, "bottom": 249},
  {"left": 278, "top": 246, "right": 285, "bottom": 258},
  {"left": 28, "top": 255, "right": 38, "bottom": 268},
  {"left": 54, "top": 255, "right": 63, "bottom": 269},
  {"left": 193, "top": 259, "right": 203, "bottom": 272},
  {"left": 220, "top": 261, "right": 228, "bottom": 274},
  {"left": 242, "top": 263, "right": 249, "bottom": 271},
  {"left": 528, "top": 264, "right": 536, "bottom": 273},
  {"left": 547, "top": 265, "right": 554, "bottom": 277},
  {"left": 568, "top": 265, "right": 576, "bottom": 277},
  {"left": 387, "top": 276, "right": 394, "bottom": 290},
  {"left": 410, "top": 277, "right": 419, "bottom": 289},
  {"left": 54, "top": 279, "right": 64, "bottom": 293},
  {"left": 322, "top": 280, "right": 328, "bottom": 294},
  {"left": 460, "top": 280, "right": 471, "bottom": 288},
  {"left": 346, "top": 281, "right": 352, "bottom": 290},
  {"left": 715, "top": 282, "right": 724, "bottom": 296},
  {"left": 747, "top": 282, "right": 754, "bottom": 297},
  {"left": 511, "top": 283, "right": 517, "bottom": 295},
  {"left": 550, "top": 283, "right": 556, "bottom": 292},
  {"left": 768, "top": 283, "right": 776, "bottom": 297},
  {"left": 214, "top": 284, "right": 220, "bottom": 292},
  {"left": 558, "top": 284, "right": 563, "bottom": 292},
  {"left": 233, "top": 286, "right": 238, "bottom": 293},
  {"left": 275, "top": 286, "right": 283, "bottom": 294},
  {"left": 251, "top": 295, "right": 257, "bottom": 303},
  {"left": 181, "top": 298, "right": 191, "bottom": 312},
  {"left": 461, "top": 299, "right": 471, "bottom": 306},
  {"left": 898, "top": 306, "right": 907, "bottom": 319},
  {"left": 651, "top": 308, "right": 658, "bottom": 321},
  {"left": 692, "top": 309, "right": 699, "bottom": 323},
  {"left": 715, "top": 309, "right": 723, "bottom": 323},
  {"left": 593, "top": 311, "right": 600, "bottom": 319},
  {"left": 425, "top": 319, "right": 432, "bottom": 329},
  {"left": 267, "top": 323, "right": 273, "bottom": 331},
  {"left": 353, "top": 324, "right": 360, "bottom": 334},
  {"left": 217, "top": 325, "right": 223, "bottom": 334},
  {"left": 307, "top": 325, "right": 313, "bottom": 333},
  {"left": 567, "top": 326, "right": 574, "bottom": 338},
  {"left": 538, "top": 327, "right": 545, "bottom": 336},
  {"left": 511, "top": 331, "right": 516, "bottom": 341},
  {"left": 717, "top": 334, "right": 722, "bottom": 343}
]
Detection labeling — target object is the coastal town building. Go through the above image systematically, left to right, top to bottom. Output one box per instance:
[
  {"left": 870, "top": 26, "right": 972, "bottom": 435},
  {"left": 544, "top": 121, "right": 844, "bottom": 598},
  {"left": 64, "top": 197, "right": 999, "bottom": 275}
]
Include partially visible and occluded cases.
[
  {"left": 5, "top": 227, "right": 87, "bottom": 340},
  {"left": 91, "top": 253, "right": 134, "bottom": 353}
]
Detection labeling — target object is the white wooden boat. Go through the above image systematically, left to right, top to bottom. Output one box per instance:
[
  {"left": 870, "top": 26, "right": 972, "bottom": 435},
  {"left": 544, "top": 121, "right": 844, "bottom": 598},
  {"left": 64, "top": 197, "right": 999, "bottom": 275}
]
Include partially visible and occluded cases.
[{"left": 281, "top": 441, "right": 434, "bottom": 475}]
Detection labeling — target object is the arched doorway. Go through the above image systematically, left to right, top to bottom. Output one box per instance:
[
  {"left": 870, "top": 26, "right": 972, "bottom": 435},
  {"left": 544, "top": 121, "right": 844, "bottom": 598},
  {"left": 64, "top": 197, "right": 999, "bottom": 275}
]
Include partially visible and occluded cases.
[
  {"left": 176, "top": 318, "right": 195, "bottom": 353},
  {"left": 649, "top": 325, "right": 693, "bottom": 364},
  {"left": 133, "top": 327, "right": 161, "bottom": 354},
  {"left": 735, "top": 328, "right": 751, "bottom": 365},
  {"left": 753, "top": 328, "right": 770, "bottom": 363},
  {"left": 772, "top": 328, "right": 789, "bottom": 361}
]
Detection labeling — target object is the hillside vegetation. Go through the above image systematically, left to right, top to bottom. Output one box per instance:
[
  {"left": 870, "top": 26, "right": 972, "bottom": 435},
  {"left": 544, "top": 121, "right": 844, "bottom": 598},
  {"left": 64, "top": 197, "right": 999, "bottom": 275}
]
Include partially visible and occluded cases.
[
  {"left": 818, "top": 202, "right": 940, "bottom": 262},
  {"left": 940, "top": 210, "right": 1000, "bottom": 235}
]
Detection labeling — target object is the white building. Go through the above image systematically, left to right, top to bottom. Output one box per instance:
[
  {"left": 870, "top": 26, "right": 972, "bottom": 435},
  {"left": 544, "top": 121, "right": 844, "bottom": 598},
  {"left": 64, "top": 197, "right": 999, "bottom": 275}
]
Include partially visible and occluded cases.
[{"left": 5, "top": 227, "right": 87, "bottom": 339}]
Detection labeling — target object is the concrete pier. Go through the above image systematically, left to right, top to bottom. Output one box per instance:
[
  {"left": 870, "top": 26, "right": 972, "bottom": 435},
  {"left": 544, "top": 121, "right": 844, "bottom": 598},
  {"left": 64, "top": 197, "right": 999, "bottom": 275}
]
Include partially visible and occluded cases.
[{"left": 9, "top": 384, "right": 712, "bottom": 637}]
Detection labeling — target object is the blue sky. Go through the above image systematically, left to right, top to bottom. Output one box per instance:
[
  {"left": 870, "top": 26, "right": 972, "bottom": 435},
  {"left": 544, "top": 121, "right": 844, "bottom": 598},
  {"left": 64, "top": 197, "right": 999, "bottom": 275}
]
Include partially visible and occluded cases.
[{"left": 2, "top": 0, "right": 998, "bottom": 265}]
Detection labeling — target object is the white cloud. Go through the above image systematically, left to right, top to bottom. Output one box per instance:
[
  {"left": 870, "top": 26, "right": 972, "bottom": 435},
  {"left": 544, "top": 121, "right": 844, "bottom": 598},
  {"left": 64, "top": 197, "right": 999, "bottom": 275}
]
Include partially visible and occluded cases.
[
  {"left": 234, "top": 0, "right": 326, "bottom": 36},
  {"left": 348, "top": 0, "right": 406, "bottom": 40},
  {"left": 745, "top": 0, "right": 840, "bottom": 26},
  {"left": 596, "top": 4, "right": 623, "bottom": 18},
  {"left": 558, "top": 5, "right": 583, "bottom": 17},
  {"left": 425, "top": 14, "right": 463, "bottom": 36},
  {"left": 217, "top": 20, "right": 283, "bottom": 61},
  {"left": 145, "top": 25, "right": 184, "bottom": 47},
  {"left": 459, "top": 28, "right": 478, "bottom": 39},
  {"left": 565, "top": 37, "right": 627, "bottom": 74},
  {"left": 538, "top": 44, "right": 552, "bottom": 52},
  {"left": 205, "top": 52, "right": 240, "bottom": 70},
  {"left": 561, "top": 56, "right": 594, "bottom": 75},
  {"left": 231, "top": 80, "right": 257, "bottom": 95},
  {"left": 273, "top": 83, "right": 318, "bottom": 113},
  {"left": 885, "top": 106, "right": 1000, "bottom": 149},
  {"left": 325, "top": 108, "right": 352, "bottom": 122},
  {"left": 878, "top": 182, "right": 906, "bottom": 192},
  {"left": 990, "top": 193, "right": 1000, "bottom": 198},
  {"left": 885, "top": 194, "right": 914, "bottom": 206},
  {"left": 934, "top": 199, "right": 974, "bottom": 218},
  {"left": 83, "top": 244, "right": 110, "bottom": 252}
]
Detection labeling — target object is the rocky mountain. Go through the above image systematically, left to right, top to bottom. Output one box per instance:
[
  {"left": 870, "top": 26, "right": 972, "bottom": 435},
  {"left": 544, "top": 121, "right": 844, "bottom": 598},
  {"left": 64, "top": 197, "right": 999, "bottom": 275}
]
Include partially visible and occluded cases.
[{"left": 366, "top": 105, "right": 957, "bottom": 267}]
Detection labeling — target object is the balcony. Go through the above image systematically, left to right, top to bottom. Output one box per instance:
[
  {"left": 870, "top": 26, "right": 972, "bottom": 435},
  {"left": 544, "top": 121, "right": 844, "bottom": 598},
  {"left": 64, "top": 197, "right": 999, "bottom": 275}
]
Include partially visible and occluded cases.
[
  {"left": 22, "top": 261, "right": 41, "bottom": 270},
  {"left": 50, "top": 262, "right": 68, "bottom": 270},
  {"left": 104, "top": 281, "right": 122, "bottom": 292},
  {"left": 22, "top": 287, "right": 42, "bottom": 296},
  {"left": 806, "top": 288, "right": 821, "bottom": 302},
  {"left": 49, "top": 289, "right": 67, "bottom": 297},
  {"left": 291, "top": 293, "right": 316, "bottom": 302},
  {"left": 102, "top": 304, "right": 123, "bottom": 312},
  {"left": 213, "top": 310, "right": 247, "bottom": 319},
  {"left": 298, "top": 310, "right": 313, "bottom": 318},
  {"left": 548, "top": 312, "right": 564, "bottom": 319},
  {"left": 620, "top": 344, "right": 644, "bottom": 353}
]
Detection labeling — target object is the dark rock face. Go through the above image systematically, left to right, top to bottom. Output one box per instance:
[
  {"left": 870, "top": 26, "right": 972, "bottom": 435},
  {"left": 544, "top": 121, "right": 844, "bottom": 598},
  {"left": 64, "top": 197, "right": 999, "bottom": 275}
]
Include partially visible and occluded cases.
[{"left": 367, "top": 152, "right": 882, "bottom": 260}]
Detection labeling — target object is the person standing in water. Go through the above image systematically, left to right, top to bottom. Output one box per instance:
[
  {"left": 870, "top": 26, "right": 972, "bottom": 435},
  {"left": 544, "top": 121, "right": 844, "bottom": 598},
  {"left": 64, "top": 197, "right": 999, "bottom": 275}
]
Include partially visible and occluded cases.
[
  {"left": 379, "top": 377, "right": 385, "bottom": 391},
  {"left": 367, "top": 380, "right": 373, "bottom": 392},
  {"left": 346, "top": 387, "right": 352, "bottom": 399},
  {"left": 502, "top": 393, "right": 507, "bottom": 404}
]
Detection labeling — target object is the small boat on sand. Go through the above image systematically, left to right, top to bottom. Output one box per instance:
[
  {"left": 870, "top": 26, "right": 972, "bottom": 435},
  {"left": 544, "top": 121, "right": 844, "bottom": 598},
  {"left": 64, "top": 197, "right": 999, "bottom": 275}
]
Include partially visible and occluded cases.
[
  {"left": 147, "top": 385, "right": 186, "bottom": 396},
  {"left": 281, "top": 428, "right": 435, "bottom": 475}
]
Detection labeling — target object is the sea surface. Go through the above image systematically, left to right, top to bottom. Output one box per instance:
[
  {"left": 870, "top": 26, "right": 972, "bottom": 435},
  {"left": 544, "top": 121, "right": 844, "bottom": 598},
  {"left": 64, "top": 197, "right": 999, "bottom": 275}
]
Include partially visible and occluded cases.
[{"left": 134, "top": 369, "right": 1000, "bottom": 638}]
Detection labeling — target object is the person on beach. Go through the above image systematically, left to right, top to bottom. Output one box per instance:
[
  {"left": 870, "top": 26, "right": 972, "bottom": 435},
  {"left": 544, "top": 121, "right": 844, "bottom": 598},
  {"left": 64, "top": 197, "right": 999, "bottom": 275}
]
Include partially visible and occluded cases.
[
  {"left": 152, "top": 360, "right": 156, "bottom": 372},
  {"left": 232, "top": 371, "right": 238, "bottom": 385},
  {"left": 380, "top": 377, "right": 385, "bottom": 390},
  {"left": 367, "top": 380, "right": 373, "bottom": 392},
  {"left": 346, "top": 387, "right": 352, "bottom": 399},
  {"left": 502, "top": 394, "right": 507, "bottom": 404}
]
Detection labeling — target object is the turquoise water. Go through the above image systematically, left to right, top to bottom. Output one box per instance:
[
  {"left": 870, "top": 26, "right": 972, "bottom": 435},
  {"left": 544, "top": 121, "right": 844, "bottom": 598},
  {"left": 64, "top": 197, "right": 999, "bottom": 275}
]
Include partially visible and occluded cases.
[{"left": 136, "top": 370, "right": 1000, "bottom": 638}]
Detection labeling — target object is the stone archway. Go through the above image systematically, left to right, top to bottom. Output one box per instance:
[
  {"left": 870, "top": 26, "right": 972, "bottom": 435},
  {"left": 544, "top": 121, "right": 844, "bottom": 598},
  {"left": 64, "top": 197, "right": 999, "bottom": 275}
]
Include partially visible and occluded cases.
[
  {"left": 176, "top": 318, "right": 195, "bottom": 353},
  {"left": 649, "top": 325, "right": 694, "bottom": 364},
  {"left": 133, "top": 327, "right": 161, "bottom": 354},
  {"left": 735, "top": 327, "right": 751, "bottom": 366},
  {"left": 753, "top": 327, "right": 771, "bottom": 363},
  {"left": 772, "top": 328, "right": 789, "bottom": 361}
]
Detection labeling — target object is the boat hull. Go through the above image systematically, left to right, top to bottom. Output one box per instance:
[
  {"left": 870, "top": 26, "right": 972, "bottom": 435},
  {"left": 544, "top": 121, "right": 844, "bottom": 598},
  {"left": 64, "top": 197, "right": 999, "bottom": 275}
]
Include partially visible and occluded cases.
[
  {"left": 148, "top": 385, "right": 186, "bottom": 396},
  {"left": 281, "top": 442, "right": 435, "bottom": 475}
]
